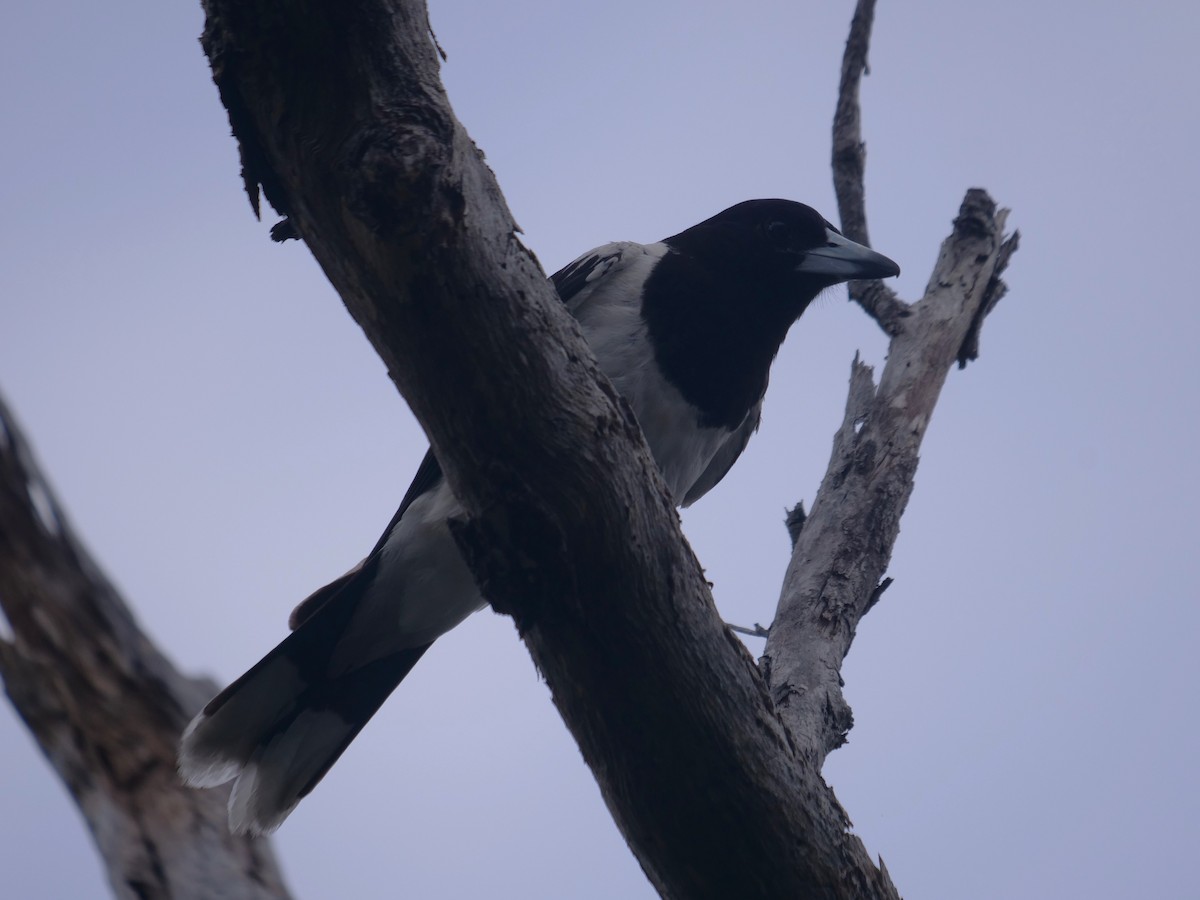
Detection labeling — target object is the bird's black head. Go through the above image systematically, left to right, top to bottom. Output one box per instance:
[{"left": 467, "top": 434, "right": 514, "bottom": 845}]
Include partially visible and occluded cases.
[
  {"left": 665, "top": 198, "right": 900, "bottom": 304},
  {"left": 645, "top": 199, "right": 900, "bottom": 430}
]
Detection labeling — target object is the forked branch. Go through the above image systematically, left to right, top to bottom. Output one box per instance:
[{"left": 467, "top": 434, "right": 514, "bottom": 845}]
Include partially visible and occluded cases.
[{"left": 764, "top": 0, "right": 1019, "bottom": 770}]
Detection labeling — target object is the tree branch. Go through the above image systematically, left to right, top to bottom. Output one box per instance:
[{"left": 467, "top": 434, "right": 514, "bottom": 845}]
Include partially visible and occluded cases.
[
  {"left": 765, "top": 0, "right": 1019, "bottom": 768},
  {"left": 831, "top": 0, "right": 910, "bottom": 336},
  {"left": 196, "top": 1, "right": 902, "bottom": 896},
  {"left": 764, "top": 195, "right": 1016, "bottom": 761},
  {"left": 0, "top": 396, "right": 293, "bottom": 900}
]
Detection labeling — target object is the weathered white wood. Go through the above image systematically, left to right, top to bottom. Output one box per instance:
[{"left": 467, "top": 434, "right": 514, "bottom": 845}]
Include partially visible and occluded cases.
[
  {"left": 762, "top": 0, "right": 1019, "bottom": 767},
  {"left": 764, "top": 193, "right": 1017, "bottom": 763}
]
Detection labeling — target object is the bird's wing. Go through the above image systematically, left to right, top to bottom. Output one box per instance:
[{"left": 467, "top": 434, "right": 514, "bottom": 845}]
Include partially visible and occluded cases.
[
  {"left": 550, "top": 242, "right": 631, "bottom": 313},
  {"left": 291, "top": 244, "right": 638, "bottom": 629},
  {"left": 355, "top": 246, "right": 634, "bottom": 549},
  {"left": 680, "top": 400, "right": 763, "bottom": 508},
  {"left": 366, "top": 448, "right": 445, "bottom": 556},
  {"left": 289, "top": 449, "right": 444, "bottom": 629}
]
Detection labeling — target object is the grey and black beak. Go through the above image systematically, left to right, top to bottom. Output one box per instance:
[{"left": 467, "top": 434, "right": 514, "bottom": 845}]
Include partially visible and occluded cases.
[{"left": 796, "top": 228, "right": 901, "bottom": 281}]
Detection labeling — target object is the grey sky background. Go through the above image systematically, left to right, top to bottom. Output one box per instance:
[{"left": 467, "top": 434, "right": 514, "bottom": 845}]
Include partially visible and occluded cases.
[{"left": 2, "top": 1, "right": 1197, "bottom": 898}]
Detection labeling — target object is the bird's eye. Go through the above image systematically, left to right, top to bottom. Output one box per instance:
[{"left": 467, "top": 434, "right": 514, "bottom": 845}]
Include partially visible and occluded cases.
[{"left": 766, "top": 221, "right": 792, "bottom": 250}]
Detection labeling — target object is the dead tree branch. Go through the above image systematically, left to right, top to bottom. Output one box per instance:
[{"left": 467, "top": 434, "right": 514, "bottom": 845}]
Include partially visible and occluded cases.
[
  {"left": 764, "top": 0, "right": 1018, "bottom": 766},
  {"left": 831, "top": 0, "right": 911, "bottom": 336},
  {"left": 191, "top": 1, "right": 902, "bottom": 896},
  {"left": 0, "top": 396, "right": 293, "bottom": 900}
]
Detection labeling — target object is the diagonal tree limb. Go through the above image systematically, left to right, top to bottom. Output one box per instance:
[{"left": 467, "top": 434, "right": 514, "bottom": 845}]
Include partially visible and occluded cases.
[
  {"left": 195, "top": 1, "right": 902, "bottom": 896},
  {"left": 764, "top": 191, "right": 1016, "bottom": 762},
  {"left": 0, "top": 395, "right": 293, "bottom": 900}
]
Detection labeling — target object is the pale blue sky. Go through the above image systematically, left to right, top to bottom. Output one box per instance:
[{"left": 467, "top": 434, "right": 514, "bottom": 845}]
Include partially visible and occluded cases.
[{"left": 2, "top": 1, "right": 1197, "bottom": 898}]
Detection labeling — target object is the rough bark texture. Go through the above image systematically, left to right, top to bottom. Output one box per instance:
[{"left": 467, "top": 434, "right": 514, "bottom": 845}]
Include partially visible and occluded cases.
[
  {"left": 0, "top": 0, "right": 1016, "bottom": 897},
  {"left": 193, "top": 1, "right": 905, "bottom": 896},
  {"left": 0, "top": 397, "right": 293, "bottom": 900}
]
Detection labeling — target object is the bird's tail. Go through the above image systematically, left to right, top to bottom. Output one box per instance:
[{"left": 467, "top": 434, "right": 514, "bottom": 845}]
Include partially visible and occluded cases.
[{"left": 178, "top": 594, "right": 429, "bottom": 835}]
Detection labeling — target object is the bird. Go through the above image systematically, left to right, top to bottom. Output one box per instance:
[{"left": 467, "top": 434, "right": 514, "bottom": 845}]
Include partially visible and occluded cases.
[{"left": 178, "top": 198, "right": 900, "bottom": 834}]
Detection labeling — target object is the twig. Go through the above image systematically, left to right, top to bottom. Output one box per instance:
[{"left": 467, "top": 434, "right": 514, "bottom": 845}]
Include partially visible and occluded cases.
[
  {"left": 831, "top": 0, "right": 911, "bottom": 336},
  {"left": 727, "top": 622, "right": 771, "bottom": 638}
]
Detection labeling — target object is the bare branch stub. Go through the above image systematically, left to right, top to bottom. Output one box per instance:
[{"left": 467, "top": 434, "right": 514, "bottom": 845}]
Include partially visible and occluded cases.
[
  {"left": 270, "top": 217, "right": 300, "bottom": 242},
  {"left": 958, "top": 227, "right": 1021, "bottom": 366},
  {"left": 785, "top": 501, "right": 807, "bottom": 548}
]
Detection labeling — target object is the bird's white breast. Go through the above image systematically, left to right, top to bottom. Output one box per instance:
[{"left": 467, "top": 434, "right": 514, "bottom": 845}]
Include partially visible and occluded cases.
[{"left": 570, "top": 242, "right": 730, "bottom": 503}]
